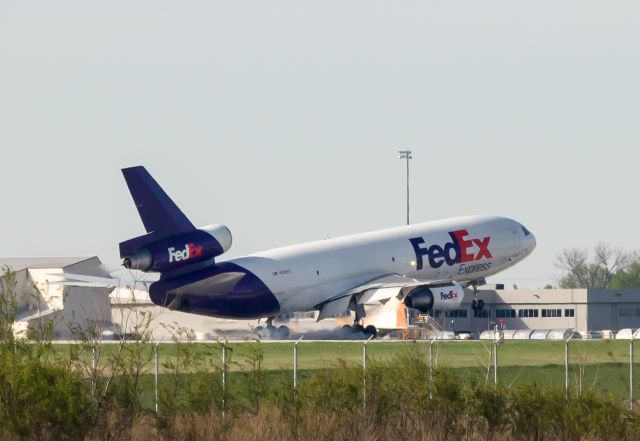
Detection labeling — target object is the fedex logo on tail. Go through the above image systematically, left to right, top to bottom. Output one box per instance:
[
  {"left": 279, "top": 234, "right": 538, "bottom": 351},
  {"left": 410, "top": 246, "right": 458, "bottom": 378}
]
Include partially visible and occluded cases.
[
  {"left": 409, "top": 229, "right": 492, "bottom": 270},
  {"left": 168, "top": 243, "right": 203, "bottom": 263}
]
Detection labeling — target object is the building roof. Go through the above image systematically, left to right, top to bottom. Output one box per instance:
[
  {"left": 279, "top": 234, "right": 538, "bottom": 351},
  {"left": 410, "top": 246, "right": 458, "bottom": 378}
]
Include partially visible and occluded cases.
[
  {"left": 0, "top": 257, "right": 96, "bottom": 272},
  {"left": 473, "top": 288, "right": 640, "bottom": 304}
]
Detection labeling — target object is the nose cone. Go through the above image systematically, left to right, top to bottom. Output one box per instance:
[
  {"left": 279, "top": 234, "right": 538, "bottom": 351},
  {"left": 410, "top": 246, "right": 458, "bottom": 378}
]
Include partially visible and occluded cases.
[{"left": 520, "top": 224, "right": 537, "bottom": 256}]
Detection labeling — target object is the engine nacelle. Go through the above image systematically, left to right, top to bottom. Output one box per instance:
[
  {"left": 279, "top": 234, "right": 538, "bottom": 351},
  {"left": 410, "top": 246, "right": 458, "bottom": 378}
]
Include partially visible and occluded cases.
[
  {"left": 122, "top": 224, "right": 232, "bottom": 273},
  {"left": 404, "top": 281, "right": 465, "bottom": 313},
  {"left": 403, "top": 286, "right": 434, "bottom": 312}
]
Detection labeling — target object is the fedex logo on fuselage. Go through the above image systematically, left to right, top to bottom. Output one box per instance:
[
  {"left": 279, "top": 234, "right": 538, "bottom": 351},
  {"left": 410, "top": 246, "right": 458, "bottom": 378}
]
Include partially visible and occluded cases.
[
  {"left": 409, "top": 229, "right": 492, "bottom": 271},
  {"left": 168, "top": 243, "right": 203, "bottom": 263},
  {"left": 440, "top": 290, "right": 458, "bottom": 301}
]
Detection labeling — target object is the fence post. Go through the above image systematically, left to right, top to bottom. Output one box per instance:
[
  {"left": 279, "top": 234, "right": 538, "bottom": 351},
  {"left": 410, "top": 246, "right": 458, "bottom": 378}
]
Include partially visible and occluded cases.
[
  {"left": 493, "top": 325, "right": 503, "bottom": 385},
  {"left": 631, "top": 331, "right": 637, "bottom": 411},
  {"left": 493, "top": 333, "right": 497, "bottom": 385},
  {"left": 362, "top": 335, "right": 374, "bottom": 414},
  {"left": 428, "top": 335, "right": 436, "bottom": 399},
  {"left": 564, "top": 335, "right": 571, "bottom": 399},
  {"left": 293, "top": 336, "right": 303, "bottom": 391},
  {"left": 222, "top": 341, "right": 227, "bottom": 419},
  {"left": 154, "top": 343, "right": 159, "bottom": 414},
  {"left": 91, "top": 345, "right": 97, "bottom": 401}
]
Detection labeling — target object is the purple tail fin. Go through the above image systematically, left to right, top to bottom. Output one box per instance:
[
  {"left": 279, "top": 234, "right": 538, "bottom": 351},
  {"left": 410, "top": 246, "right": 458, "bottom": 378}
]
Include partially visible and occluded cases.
[
  {"left": 119, "top": 166, "right": 195, "bottom": 257},
  {"left": 121, "top": 166, "right": 194, "bottom": 234}
]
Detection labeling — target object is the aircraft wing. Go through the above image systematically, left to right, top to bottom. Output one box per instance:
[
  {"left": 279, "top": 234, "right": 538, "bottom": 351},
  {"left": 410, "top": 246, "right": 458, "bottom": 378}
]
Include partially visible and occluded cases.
[{"left": 316, "top": 274, "right": 452, "bottom": 321}]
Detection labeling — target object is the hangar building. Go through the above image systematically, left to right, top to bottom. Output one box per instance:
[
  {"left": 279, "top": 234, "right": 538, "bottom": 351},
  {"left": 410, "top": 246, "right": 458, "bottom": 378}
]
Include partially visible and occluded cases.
[
  {"left": 0, "top": 257, "right": 112, "bottom": 339},
  {"left": 433, "top": 287, "right": 640, "bottom": 334}
]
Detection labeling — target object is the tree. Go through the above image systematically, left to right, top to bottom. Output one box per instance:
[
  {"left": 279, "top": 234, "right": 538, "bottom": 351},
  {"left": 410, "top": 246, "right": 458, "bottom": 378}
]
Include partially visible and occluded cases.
[
  {"left": 555, "top": 244, "right": 634, "bottom": 289},
  {"left": 610, "top": 262, "right": 640, "bottom": 289}
]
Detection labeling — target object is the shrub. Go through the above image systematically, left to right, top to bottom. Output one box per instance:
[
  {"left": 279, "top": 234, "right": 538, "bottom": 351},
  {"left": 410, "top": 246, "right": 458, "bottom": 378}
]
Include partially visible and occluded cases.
[{"left": 0, "top": 357, "right": 92, "bottom": 440}]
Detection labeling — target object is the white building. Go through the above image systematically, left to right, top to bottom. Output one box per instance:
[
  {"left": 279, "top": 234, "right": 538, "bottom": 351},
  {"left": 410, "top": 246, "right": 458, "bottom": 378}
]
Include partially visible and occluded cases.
[
  {"left": 0, "top": 257, "right": 112, "bottom": 339},
  {"left": 432, "top": 287, "right": 640, "bottom": 334}
]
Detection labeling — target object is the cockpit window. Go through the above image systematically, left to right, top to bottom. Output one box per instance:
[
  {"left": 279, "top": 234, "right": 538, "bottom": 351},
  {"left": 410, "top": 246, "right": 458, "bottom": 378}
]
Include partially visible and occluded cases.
[{"left": 521, "top": 226, "right": 531, "bottom": 236}]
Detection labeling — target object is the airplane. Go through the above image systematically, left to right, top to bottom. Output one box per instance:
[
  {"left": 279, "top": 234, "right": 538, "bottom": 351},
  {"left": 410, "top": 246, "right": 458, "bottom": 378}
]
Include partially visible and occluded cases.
[{"left": 119, "top": 166, "right": 536, "bottom": 339}]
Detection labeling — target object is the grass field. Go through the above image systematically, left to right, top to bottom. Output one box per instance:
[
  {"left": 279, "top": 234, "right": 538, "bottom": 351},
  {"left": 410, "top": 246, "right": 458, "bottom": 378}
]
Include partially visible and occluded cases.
[
  {"left": 7, "top": 339, "right": 640, "bottom": 440},
  {"left": 58, "top": 339, "right": 640, "bottom": 401},
  {"left": 219, "top": 339, "right": 635, "bottom": 370},
  {"left": 227, "top": 340, "right": 640, "bottom": 398}
]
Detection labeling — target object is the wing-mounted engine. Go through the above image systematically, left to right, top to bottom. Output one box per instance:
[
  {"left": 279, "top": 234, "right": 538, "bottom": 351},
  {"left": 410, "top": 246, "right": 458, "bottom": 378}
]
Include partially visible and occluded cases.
[
  {"left": 121, "top": 224, "right": 232, "bottom": 273},
  {"left": 315, "top": 277, "right": 466, "bottom": 336},
  {"left": 403, "top": 281, "right": 465, "bottom": 313}
]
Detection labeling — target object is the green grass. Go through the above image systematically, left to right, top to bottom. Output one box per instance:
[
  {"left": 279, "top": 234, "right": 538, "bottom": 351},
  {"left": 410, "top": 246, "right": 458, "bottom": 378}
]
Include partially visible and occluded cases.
[
  {"left": 49, "top": 339, "right": 638, "bottom": 370},
  {"left": 222, "top": 339, "right": 636, "bottom": 370},
  {"left": 38, "top": 340, "right": 640, "bottom": 406},
  {"left": 47, "top": 340, "right": 640, "bottom": 402}
]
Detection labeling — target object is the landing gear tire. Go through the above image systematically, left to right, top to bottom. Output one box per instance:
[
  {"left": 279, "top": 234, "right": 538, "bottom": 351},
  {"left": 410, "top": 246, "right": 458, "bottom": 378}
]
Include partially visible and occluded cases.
[
  {"left": 472, "top": 298, "right": 485, "bottom": 311},
  {"left": 339, "top": 324, "right": 352, "bottom": 337},
  {"left": 352, "top": 324, "right": 365, "bottom": 335},
  {"left": 258, "top": 325, "right": 278, "bottom": 339},
  {"left": 275, "top": 325, "right": 290, "bottom": 339},
  {"left": 364, "top": 325, "right": 378, "bottom": 339}
]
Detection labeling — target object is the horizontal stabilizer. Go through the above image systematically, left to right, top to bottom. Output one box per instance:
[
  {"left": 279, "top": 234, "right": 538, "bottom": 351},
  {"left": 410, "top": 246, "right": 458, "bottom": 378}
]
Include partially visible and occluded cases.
[{"left": 46, "top": 273, "right": 122, "bottom": 288}]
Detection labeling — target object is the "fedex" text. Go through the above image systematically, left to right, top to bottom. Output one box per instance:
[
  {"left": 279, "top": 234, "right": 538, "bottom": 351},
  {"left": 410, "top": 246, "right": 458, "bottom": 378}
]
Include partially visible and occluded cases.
[
  {"left": 409, "top": 229, "right": 492, "bottom": 270},
  {"left": 168, "top": 243, "right": 203, "bottom": 263},
  {"left": 440, "top": 290, "right": 459, "bottom": 301}
]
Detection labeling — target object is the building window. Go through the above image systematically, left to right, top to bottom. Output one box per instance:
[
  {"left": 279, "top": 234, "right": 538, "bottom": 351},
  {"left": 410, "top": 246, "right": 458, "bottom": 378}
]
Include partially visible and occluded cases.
[
  {"left": 619, "top": 307, "right": 640, "bottom": 317},
  {"left": 620, "top": 307, "right": 632, "bottom": 317},
  {"left": 445, "top": 309, "right": 468, "bottom": 318},
  {"left": 473, "top": 309, "right": 490, "bottom": 318},
  {"left": 496, "top": 309, "right": 516, "bottom": 318},
  {"left": 518, "top": 309, "right": 539, "bottom": 318},
  {"left": 542, "top": 309, "right": 562, "bottom": 318},
  {"left": 564, "top": 309, "right": 575, "bottom": 317},
  {"left": 435, "top": 311, "right": 443, "bottom": 318}
]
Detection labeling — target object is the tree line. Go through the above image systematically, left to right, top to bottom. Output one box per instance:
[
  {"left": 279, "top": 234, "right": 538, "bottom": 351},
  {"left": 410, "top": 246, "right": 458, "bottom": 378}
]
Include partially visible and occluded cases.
[{"left": 556, "top": 243, "right": 640, "bottom": 289}]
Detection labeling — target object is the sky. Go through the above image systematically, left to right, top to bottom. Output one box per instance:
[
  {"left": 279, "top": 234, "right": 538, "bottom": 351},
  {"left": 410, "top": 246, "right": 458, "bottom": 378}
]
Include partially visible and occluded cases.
[{"left": 0, "top": 1, "right": 638, "bottom": 288}]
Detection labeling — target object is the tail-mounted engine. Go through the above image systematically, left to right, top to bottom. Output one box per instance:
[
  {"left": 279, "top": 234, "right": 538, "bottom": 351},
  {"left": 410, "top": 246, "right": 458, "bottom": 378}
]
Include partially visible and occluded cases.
[
  {"left": 121, "top": 224, "right": 232, "bottom": 273},
  {"left": 403, "top": 281, "right": 465, "bottom": 313}
]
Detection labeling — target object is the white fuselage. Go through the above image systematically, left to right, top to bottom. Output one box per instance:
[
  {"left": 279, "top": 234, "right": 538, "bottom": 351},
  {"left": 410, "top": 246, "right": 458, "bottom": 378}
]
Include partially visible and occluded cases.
[{"left": 225, "top": 215, "right": 536, "bottom": 314}]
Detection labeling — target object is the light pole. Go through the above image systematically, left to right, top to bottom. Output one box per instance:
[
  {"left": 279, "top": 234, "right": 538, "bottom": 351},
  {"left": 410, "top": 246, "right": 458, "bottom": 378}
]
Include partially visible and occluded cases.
[{"left": 398, "top": 150, "right": 412, "bottom": 225}]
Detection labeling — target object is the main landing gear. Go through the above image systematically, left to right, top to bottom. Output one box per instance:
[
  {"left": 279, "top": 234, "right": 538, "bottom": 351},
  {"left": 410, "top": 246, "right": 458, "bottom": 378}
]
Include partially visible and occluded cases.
[
  {"left": 470, "top": 283, "right": 485, "bottom": 312},
  {"left": 340, "top": 315, "right": 377, "bottom": 339},
  {"left": 255, "top": 317, "right": 290, "bottom": 339}
]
